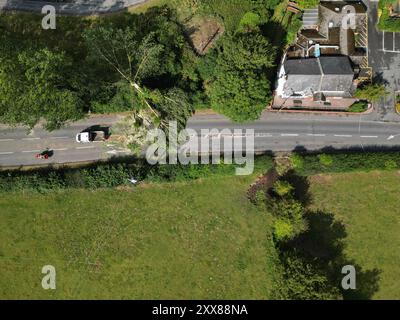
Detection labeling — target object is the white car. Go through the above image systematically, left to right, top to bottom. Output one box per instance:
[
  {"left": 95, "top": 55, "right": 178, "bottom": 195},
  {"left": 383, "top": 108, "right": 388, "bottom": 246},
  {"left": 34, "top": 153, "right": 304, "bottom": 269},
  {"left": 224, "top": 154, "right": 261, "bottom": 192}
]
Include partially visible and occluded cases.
[{"left": 76, "top": 130, "right": 106, "bottom": 143}]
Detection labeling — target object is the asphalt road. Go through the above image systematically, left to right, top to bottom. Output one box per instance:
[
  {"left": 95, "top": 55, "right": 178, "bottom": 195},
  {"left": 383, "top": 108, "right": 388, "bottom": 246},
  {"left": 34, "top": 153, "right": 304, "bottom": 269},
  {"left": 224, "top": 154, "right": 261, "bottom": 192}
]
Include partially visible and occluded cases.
[
  {"left": 0, "top": 0, "right": 148, "bottom": 15},
  {"left": 367, "top": 0, "right": 400, "bottom": 122},
  {"left": 2, "top": 112, "right": 400, "bottom": 167},
  {"left": 0, "top": 115, "right": 130, "bottom": 167}
]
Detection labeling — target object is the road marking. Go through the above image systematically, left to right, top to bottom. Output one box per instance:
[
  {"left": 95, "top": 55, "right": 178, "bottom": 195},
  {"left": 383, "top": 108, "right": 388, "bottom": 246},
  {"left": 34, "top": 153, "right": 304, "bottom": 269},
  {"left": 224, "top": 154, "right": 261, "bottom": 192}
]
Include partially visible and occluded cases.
[
  {"left": 256, "top": 133, "right": 273, "bottom": 137},
  {"left": 281, "top": 134, "right": 299, "bottom": 137},
  {"left": 307, "top": 134, "right": 326, "bottom": 137},
  {"left": 334, "top": 134, "right": 352, "bottom": 137},
  {"left": 360, "top": 135, "right": 378, "bottom": 138},
  {"left": 51, "top": 136, "right": 70, "bottom": 139},
  {"left": 22, "top": 137, "right": 40, "bottom": 141},
  {"left": 0, "top": 138, "right": 15, "bottom": 142},
  {"left": 76, "top": 146, "right": 95, "bottom": 149},
  {"left": 52, "top": 148, "right": 68, "bottom": 151},
  {"left": 22, "top": 150, "right": 41, "bottom": 153},
  {"left": 0, "top": 152, "right": 13, "bottom": 155}
]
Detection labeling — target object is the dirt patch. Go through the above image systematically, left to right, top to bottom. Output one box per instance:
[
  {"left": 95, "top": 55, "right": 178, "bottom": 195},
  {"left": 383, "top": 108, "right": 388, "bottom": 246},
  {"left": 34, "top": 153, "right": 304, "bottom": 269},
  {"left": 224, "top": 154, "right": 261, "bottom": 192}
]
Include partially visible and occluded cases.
[
  {"left": 184, "top": 16, "right": 224, "bottom": 55},
  {"left": 247, "top": 168, "right": 279, "bottom": 202}
]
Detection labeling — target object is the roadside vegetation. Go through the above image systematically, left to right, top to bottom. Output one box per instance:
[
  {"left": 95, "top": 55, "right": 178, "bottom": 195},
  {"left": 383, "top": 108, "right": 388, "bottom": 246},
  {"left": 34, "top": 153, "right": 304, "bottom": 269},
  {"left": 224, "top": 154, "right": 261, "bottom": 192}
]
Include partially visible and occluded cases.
[
  {"left": 0, "top": 0, "right": 302, "bottom": 132},
  {"left": 378, "top": 0, "right": 400, "bottom": 32},
  {"left": 354, "top": 82, "right": 390, "bottom": 103},
  {"left": 347, "top": 101, "right": 369, "bottom": 113}
]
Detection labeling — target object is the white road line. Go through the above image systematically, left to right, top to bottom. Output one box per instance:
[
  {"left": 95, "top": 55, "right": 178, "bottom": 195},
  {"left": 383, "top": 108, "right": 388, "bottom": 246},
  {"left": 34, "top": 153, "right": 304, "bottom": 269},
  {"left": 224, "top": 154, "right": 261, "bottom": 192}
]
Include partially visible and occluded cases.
[
  {"left": 256, "top": 133, "right": 273, "bottom": 137},
  {"left": 281, "top": 134, "right": 299, "bottom": 137},
  {"left": 307, "top": 134, "right": 326, "bottom": 137},
  {"left": 334, "top": 134, "right": 352, "bottom": 137},
  {"left": 360, "top": 135, "right": 378, "bottom": 138},
  {"left": 51, "top": 136, "right": 70, "bottom": 139},
  {"left": 22, "top": 137, "right": 40, "bottom": 141},
  {"left": 0, "top": 138, "right": 15, "bottom": 142},
  {"left": 76, "top": 146, "right": 95, "bottom": 149},
  {"left": 52, "top": 148, "right": 68, "bottom": 151},
  {"left": 22, "top": 150, "right": 41, "bottom": 153},
  {"left": 0, "top": 152, "right": 14, "bottom": 155}
]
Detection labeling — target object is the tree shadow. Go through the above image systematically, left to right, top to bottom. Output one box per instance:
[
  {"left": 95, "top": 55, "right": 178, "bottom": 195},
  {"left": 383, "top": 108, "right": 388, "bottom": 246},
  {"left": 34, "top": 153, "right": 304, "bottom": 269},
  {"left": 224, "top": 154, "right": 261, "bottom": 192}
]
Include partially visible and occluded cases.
[
  {"left": 281, "top": 169, "right": 313, "bottom": 207},
  {"left": 281, "top": 210, "right": 382, "bottom": 299}
]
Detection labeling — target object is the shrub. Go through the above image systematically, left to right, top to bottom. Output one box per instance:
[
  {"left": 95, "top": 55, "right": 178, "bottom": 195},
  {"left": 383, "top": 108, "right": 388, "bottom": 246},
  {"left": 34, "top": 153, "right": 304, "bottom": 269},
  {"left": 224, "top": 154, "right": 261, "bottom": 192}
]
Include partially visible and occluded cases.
[
  {"left": 348, "top": 101, "right": 368, "bottom": 113},
  {"left": 293, "top": 152, "right": 400, "bottom": 175},
  {"left": 290, "top": 153, "right": 304, "bottom": 169},
  {"left": 317, "top": 154, "right": 334, "bottom": 167},
  {"left": 384, "top": 159, "right": 398, "bottom": 170},
  {"left": 273, "top": 180, "right": 294, "bottom": 197},
  {"left": 273, "top": 219, "right": 294, "bottom": 241}
]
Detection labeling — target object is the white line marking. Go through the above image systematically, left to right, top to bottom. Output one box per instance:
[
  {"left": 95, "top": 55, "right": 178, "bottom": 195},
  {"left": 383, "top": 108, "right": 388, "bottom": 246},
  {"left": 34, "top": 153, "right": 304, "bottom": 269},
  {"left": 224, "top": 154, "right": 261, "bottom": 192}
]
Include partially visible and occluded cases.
[
  {"left": 281, "top": 133, "right": 299, "bottom": 137},
  {"left": 307, "top": 134, "right": 326, "bottom": 137},
  {"left": 334, "top": 135, "right": 352, "bottom": 137},
  {"left": 360, "top": 135, "right": 378, "bottom": 138},
  {"left": 51, "top": 136, "right": 70, "bottom": 139},
  {"left": 22, "top": 137, "right": 40, "bottom": 141},
  {"left": 0, "top": 138, "right": 15, "bottom": 142},
  {"left": 76, "top": 146, "right": 95, "bottom": 149},
  {"left": 52, "top": 148, "right": 68, "bottom": 151},
  {"left": 22, "top": 150, "right": 41, "bottom": 153},
  {"left": 0, "top": 152, "right": 14, "bottom": 155}
]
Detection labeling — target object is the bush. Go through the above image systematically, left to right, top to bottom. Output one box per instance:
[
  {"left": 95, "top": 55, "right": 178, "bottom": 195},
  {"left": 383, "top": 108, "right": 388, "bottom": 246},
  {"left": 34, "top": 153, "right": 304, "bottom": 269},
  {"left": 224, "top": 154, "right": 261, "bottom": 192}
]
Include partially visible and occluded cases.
[
  {"left": 348, "top": 101, "right": 368, "bottom": 113},
  {"left": 293, "top": 152, "right": 400, "bottom": 175},
  {"left": 290, "top": 153, "right": 304, "bottom": 169},
  {"left": 317, "top": 154, "right": 334, "bottom": 167},
  {"left": 0, "top": 155, "right": 274, "bottom": 193},
  {"left": 384, "top": 159, "right": 398, "bottom": 170},
  {"left": 273, "top": 180, "right": 294, "bottom": 197},
  {"left": 273, "top": 219, "right": 294, "bottom": 241}
]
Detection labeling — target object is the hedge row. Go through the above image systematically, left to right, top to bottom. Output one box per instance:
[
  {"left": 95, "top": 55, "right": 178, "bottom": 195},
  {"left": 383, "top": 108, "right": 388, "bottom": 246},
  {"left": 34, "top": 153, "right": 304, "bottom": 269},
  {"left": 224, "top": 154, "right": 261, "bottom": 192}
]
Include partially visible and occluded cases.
[
  {"left": 292, "top": 151, "right": 400, "bottom": 175},
  {"left": 0, "top": 156, "right": 273, "bottom": 193}
]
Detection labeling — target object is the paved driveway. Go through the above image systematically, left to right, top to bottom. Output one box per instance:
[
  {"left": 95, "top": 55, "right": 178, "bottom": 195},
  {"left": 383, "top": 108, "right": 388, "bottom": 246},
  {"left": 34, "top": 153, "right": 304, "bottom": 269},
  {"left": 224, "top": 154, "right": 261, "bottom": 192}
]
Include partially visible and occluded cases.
[{"left": 367, "top": 0, "right": 400, "bottom": 122}]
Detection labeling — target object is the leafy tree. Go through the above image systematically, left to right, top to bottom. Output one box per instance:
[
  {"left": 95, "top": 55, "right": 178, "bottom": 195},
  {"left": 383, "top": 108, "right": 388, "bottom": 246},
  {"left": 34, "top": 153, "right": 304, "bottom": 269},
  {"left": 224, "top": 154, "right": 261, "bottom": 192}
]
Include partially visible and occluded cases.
[
  {"left": 206, "top": 32, "right": 276, "bottom": 122},
  {"left": 0, "top": 47, "right": 83, "bottom": 130},
  {"left": 273, "top": 251, "right": 342, "bottom": 300}
]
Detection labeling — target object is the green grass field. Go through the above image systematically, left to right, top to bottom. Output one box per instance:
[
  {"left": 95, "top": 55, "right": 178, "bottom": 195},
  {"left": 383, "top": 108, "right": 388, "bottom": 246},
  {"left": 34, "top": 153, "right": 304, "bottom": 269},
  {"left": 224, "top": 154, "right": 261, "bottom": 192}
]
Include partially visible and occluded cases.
[
  {"left": 1, "top": 170, "right": 399, "bottom": 299},
  {"left": 309, "top": 171, "right": 400, "bottom": 299},
  {"left": 0, "top": 175, "right": 275, "bottom": 299}
]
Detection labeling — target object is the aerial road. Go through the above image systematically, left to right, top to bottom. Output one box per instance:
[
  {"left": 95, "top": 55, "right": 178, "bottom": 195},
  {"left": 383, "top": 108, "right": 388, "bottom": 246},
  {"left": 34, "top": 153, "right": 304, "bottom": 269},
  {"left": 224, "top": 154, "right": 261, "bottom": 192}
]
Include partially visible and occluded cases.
[{"left": 2, "top": 112, "right": 400, "bottom": 167}]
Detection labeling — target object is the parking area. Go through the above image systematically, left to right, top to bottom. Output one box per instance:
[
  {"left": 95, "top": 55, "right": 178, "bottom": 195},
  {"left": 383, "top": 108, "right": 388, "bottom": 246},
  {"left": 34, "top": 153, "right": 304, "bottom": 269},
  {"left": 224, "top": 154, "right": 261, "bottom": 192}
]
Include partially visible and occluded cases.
[{"left": 381, "top": 31, "right": 400, "bottom": 53}]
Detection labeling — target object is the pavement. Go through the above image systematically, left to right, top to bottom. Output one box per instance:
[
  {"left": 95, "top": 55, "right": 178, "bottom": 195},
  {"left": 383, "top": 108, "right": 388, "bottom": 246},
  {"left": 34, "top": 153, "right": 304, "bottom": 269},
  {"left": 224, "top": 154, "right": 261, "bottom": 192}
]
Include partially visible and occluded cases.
[
  {"left": 0, "top": 0, "right": 148, "bottom": 15},
  {"left": 366, "top": 0, "right": 400, "bottom": 122},
  {"left": 0, "top": 115, "right": 130, "bottom": 167}
]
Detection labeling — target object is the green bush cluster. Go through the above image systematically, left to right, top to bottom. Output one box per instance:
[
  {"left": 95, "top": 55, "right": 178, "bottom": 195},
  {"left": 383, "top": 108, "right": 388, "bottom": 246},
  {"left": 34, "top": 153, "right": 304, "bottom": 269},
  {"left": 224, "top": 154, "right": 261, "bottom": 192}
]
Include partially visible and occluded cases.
[
  {"left": 293, "top": 151, "right": 400, "bottom": 175},
  {"left": 0, "top": 155, "right": 273, "bottom": 193}
]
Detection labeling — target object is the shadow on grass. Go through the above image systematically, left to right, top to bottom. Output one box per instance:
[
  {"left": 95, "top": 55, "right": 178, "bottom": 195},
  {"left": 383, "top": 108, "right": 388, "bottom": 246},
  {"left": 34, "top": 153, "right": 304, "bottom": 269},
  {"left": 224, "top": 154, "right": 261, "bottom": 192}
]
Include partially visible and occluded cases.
[{"left": 276, "top": 171, "right": 382, "bottom": 300}]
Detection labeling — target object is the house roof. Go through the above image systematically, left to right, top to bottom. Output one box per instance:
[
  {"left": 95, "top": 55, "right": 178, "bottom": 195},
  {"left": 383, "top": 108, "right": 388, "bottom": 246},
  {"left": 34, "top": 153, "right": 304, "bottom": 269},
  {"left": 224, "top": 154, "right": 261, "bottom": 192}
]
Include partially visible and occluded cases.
[
  {"left": 282, "top": 56, "right": 354, "bottom": 97},
  {"left": 319, "top": 56, "right": 354, "bottom": 74},
  {"left": 284, "top": 58, "right": 321, "bottom": 75}
]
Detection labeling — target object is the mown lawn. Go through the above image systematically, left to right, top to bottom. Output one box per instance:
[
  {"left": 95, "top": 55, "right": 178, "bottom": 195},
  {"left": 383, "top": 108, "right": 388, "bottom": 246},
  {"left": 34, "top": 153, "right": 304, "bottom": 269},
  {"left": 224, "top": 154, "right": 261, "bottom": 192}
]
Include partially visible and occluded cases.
[
  {"left": 1, "top": 170, "right": 399, "bottom": 299},
  {"left": 309, "top": 171, "right": 400, "bottom": 299},
  {"left": 0, "top": 175, "right": 275, "bottom": 299}
]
